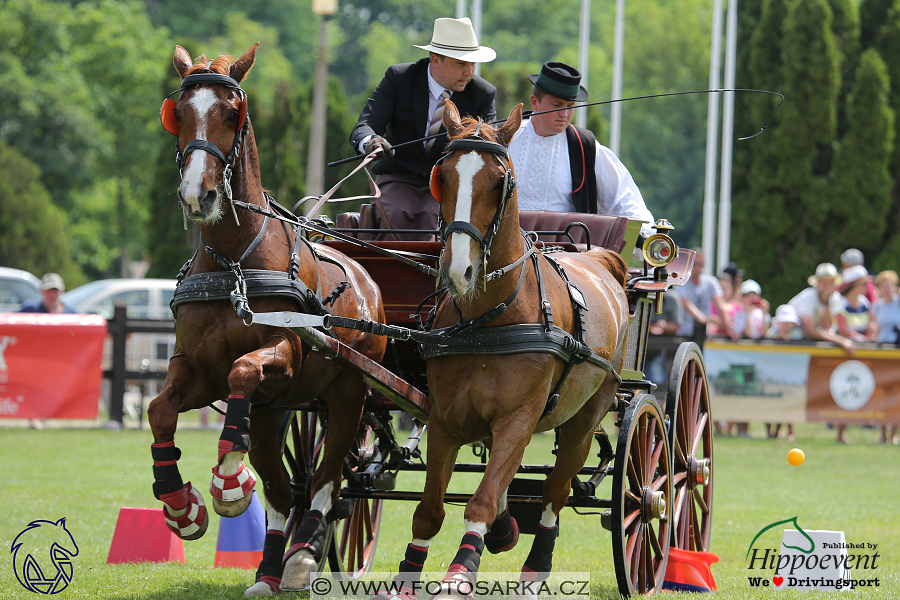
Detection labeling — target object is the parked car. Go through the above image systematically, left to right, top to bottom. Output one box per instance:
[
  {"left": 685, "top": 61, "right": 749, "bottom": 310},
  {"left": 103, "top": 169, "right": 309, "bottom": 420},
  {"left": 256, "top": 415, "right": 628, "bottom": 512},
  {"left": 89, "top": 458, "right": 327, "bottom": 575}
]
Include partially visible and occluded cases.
[
  {"left": 0, "top": 266, "right": 42, "bottom": 312},
  {"left": 62, "top": 278, "right": 177, "bottom": 320}
]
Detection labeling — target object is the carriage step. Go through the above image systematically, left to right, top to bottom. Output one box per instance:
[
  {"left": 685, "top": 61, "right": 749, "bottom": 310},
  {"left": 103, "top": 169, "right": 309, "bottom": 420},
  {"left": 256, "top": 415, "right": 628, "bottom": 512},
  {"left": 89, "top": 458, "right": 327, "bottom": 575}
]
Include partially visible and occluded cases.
[
  {"left": 374, "top": 471, "right": 396, "bottom": 491},
  {"left": 600, "top": 509, "right": 612, "bottom": 531}
]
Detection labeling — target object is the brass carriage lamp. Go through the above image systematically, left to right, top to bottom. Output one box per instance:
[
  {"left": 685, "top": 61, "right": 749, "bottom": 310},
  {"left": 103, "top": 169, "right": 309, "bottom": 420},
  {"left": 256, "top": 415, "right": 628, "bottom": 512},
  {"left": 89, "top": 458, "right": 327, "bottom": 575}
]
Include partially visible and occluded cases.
[{"left": 642, "top": 219, "right": 677, "bottom": 313}]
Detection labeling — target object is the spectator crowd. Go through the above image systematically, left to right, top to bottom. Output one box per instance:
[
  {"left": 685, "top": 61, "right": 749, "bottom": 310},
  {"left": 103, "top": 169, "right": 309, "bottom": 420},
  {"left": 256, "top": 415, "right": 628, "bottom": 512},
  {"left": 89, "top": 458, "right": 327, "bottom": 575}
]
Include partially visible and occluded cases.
[{"left": 647, "top": 247, "right": 900, "bottom": 445}]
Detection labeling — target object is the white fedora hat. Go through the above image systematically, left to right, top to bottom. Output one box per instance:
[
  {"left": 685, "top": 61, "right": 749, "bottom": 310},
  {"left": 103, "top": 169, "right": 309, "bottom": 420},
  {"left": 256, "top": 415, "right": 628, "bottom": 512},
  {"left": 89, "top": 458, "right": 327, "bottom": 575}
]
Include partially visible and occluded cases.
[{"left": 414, "top": 17, "right": 496, "bottom": 63}]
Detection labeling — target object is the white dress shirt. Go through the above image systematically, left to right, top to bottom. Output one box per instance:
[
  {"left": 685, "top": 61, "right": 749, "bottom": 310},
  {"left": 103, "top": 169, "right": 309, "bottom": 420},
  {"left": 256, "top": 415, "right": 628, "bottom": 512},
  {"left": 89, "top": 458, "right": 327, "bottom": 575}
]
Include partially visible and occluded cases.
[{"left": 508, "top": 119, "right": 654, "bottom": 232}]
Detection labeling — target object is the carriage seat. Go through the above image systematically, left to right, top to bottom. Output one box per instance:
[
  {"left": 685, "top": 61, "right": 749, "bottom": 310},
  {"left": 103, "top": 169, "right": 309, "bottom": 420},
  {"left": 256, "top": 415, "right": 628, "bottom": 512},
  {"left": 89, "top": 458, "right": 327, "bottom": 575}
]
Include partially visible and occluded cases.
[
  {"left": 335, "top": 204, "right": 375, "bottom": 240},
  {"left": 518, "top": 211, "right": 630, "bottom": 253}
]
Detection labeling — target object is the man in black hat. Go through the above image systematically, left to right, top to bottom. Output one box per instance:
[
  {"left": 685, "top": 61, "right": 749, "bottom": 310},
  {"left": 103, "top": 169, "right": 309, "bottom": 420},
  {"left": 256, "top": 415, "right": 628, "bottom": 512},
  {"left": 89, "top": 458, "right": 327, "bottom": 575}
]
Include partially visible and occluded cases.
[
  {"left": 350, "top": 17, "right": 497, "bottom": 240},
  {"left": 508, "top": 62, "right": 653, "bottom": 234}
]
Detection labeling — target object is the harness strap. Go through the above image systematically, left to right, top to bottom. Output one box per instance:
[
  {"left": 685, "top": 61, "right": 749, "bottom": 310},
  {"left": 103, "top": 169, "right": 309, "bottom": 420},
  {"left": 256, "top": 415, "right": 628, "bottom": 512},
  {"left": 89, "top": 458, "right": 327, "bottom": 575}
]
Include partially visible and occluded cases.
[{"left": 183, "top": 139, "right": 228, "bottom": 165}]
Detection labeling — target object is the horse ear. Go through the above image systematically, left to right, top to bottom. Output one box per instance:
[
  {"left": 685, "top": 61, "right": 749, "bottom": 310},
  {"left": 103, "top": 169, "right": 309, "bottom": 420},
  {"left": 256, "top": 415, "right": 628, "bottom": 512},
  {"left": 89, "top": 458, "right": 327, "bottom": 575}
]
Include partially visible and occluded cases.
[
  {"left": 230, "top": 42, "right": 259, "bottom": 83},
  {"left": 174, "top": 45, "right": 192, "bottom": 79},
  {"left": 443, "top": 100, "right": 464, "bottom": 140},
  {"left": 496, "top": 103, "right": 523, "bottom": 147}
]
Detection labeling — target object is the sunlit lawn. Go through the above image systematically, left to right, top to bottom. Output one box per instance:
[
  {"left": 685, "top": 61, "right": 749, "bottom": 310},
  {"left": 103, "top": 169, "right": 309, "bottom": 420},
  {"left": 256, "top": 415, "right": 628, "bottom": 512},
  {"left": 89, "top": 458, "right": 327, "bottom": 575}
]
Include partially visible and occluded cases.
[{"left": 2, "top": 418, "right": 897, "bottom": 598}]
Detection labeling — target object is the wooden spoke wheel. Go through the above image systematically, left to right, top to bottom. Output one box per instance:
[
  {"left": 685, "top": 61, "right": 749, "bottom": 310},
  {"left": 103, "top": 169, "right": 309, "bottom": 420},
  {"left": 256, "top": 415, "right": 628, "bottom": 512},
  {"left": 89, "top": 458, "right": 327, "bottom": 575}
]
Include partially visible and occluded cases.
[
  {"left": 665, "top": 342, "right": 713, "bottom": 552},
  {"left": 611, "top": 393, "right": 672, "bottom": 597},
  {"left": 280, "top": 406, "right": 333, "bottom": 570},
  {"left": 329, "top": 419, "right": 383, "bottom": 579}
]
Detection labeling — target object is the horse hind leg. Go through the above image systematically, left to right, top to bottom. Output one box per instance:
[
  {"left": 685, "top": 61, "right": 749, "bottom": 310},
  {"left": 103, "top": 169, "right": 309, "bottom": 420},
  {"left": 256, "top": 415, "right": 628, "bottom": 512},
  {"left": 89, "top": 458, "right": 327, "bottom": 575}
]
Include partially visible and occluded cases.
[
  {"left": 282, "top": 374, "right": 367, "bottom": 592},
  {"left": 245, "top": 410, "right": 291, "bottom": 597}
]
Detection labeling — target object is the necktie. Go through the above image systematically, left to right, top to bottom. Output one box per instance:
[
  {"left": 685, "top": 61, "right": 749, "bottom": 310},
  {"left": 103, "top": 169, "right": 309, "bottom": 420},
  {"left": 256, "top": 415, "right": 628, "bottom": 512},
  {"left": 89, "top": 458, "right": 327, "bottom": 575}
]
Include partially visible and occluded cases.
[{"left": 425, "top": 90, "right": 450, "bottom": 152}]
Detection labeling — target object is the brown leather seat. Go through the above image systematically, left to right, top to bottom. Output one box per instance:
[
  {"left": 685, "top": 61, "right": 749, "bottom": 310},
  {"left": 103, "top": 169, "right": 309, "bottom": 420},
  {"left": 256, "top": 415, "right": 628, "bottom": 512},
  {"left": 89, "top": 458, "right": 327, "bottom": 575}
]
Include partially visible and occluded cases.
[
  {"left": 335, "top": 204, "right": 375, "bottom": 240},
  {"left": 518, "top": 211, "right": 630, "bottom": 253}
]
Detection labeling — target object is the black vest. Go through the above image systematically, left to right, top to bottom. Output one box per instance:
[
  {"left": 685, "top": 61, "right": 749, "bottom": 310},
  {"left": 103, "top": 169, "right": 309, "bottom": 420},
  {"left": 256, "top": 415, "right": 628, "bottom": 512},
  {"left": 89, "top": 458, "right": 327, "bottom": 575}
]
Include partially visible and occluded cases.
[{"left": 565, "top": 125, "right": 598, "bottom": 213}]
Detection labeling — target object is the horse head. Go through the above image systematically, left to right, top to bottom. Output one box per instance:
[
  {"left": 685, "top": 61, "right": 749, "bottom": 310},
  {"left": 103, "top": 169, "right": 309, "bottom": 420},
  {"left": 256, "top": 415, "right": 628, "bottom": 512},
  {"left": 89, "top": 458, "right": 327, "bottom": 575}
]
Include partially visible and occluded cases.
[
  {"left": 164, "top": 43, "right": 258, "bottom": 222},
  {"left": 435, "top": 101, "right": 522, "bottom": 297}
]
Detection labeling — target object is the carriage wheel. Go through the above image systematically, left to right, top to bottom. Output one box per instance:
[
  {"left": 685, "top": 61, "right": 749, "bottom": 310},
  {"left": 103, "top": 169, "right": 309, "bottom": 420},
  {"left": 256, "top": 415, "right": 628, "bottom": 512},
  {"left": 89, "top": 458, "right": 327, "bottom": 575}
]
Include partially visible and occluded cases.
[
  {"left": 665, "top": 342, "right": 713, "bottom": 552},
  {"left": 611, "top": 393, "right": 672, "bottom": 597},
  {"left": 280, "top": 407, "right": 333, "bottom": 570},
  {"left": 328, "top": 420, "right": 383, "bottom": 579}
]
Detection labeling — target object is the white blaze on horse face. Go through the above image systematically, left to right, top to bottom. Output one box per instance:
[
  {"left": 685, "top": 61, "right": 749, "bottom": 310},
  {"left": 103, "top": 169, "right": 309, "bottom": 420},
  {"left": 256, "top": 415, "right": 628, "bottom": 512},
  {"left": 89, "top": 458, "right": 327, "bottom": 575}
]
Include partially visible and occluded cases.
[
  {"left": 179, "top": 88, "right": 218, "bottom": 213},
  {"left": 448, "top": 152, "right": 485, "bottom": 288},
  {"left": 310, "top": 481, "right": 334, "bottom": 515}
]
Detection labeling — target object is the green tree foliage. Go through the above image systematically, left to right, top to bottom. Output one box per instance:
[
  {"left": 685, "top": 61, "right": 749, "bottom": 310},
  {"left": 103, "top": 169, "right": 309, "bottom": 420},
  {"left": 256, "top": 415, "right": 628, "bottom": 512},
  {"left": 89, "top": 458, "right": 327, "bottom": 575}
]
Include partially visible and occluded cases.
[
  {"left": 859, "top": 0, "right": 894, "bottom": 47},
  {"left": 829, "top": 49, "right": 894, "bottom": 253},
  {"left": 0, "top": 143, "right": 80, "bottom": 284}
]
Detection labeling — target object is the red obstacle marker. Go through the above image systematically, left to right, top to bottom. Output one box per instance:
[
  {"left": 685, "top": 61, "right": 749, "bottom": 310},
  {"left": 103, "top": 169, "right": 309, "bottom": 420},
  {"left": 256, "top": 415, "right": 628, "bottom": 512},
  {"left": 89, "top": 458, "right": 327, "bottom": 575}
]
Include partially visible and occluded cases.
[
  {"left": 214, "top": 490, "right": 266, "bottom": 569},
  {"left": 107, "top": 507, "right": 185, "bottom": 564},
  {"left": 662, "top": 547, "right": 719, "bottom": 592}
]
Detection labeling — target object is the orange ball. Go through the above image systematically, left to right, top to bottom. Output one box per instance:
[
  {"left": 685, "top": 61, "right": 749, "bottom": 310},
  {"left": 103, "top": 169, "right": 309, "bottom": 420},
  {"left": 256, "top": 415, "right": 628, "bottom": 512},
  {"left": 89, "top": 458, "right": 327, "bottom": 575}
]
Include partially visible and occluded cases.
[{"left": 787, "top": 448, "right": 805, "bottom": 466}]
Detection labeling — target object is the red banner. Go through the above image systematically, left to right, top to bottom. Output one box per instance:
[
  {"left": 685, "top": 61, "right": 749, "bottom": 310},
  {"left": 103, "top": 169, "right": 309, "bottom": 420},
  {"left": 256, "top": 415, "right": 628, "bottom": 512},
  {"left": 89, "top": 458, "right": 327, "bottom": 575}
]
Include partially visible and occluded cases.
[{"left": 0, "top": 313, "right": 106, "bottom": 419}]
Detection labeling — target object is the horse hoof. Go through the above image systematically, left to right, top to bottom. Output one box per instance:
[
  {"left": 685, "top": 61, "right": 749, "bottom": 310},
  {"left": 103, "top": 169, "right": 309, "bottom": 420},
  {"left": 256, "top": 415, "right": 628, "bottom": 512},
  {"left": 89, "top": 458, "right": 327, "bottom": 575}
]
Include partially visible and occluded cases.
[
  {"left": 210, "top": 463, "right": 256, "bottom": 517},
  {"left": 161, "top": 482, "right": 209, "bottom": 540},
  {"left": 280, "top": 549, "right": 317, "bottom": 592},
  {"left": 431, "top": 574, "right": 475, "bottom": 600},
  {"left": 245, "top": 577, "right": 281, "bottom": 597}
]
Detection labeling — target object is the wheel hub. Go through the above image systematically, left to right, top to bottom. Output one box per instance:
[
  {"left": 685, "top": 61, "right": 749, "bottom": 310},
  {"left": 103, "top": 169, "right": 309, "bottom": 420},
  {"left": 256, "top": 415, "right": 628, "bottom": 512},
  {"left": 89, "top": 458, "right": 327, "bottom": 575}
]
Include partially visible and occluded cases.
[
  {"left": 688, "top": 457, "right": 710, "bottom": 488},
  {"left": 642, "top": 487, "right": 667, "bottom": 521}
]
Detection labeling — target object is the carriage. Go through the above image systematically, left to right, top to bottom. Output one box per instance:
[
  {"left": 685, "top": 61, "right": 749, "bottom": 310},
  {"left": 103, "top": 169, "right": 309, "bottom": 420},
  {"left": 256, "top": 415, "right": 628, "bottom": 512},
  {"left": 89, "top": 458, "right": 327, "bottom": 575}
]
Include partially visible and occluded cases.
[
  {"left": 154, "top": 44, "right": 714, "bottom": 599},
  {"left": 244, "top": 207, "right": 714, "bottom": 597}
]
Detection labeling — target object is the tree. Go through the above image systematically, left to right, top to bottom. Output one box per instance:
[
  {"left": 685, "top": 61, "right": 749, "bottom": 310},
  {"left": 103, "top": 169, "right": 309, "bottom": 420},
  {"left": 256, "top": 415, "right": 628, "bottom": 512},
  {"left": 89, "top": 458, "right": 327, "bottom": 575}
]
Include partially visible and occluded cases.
[
  {"left": 829, "top": 49, "right": 894, "bottom": 257},
  {"left": 0, "top": 143, "right": 80, "bottom": 285}
]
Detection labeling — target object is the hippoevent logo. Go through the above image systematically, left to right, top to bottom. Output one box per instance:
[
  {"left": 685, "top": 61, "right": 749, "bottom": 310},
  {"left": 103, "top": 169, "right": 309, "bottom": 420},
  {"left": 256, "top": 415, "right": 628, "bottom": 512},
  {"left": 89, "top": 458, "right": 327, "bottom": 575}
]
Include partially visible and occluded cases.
[
  {"left": 745, "top": 516, "right": 880, "bottom": 590},
  {"left": 11, "top": 518, "right": 79, "bottom": 594}
]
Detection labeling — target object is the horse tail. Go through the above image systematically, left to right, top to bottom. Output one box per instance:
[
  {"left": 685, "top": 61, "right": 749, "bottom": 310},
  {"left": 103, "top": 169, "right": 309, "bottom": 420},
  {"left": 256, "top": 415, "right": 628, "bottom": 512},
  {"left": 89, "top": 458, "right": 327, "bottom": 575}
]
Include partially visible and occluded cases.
[{"left": 584, "top": 248, "right": 628, "bottom": 288}]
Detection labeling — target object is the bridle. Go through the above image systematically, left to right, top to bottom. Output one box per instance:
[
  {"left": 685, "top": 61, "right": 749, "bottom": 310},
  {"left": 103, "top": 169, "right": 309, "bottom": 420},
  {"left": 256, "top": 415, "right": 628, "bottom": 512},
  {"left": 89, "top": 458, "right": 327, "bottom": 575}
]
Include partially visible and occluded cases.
[
  {"left": 159, "top": 69, "right": 250, "bottom": 202},
  {"left": 431, "top": 128, "right": 517, "bottom": 268}
]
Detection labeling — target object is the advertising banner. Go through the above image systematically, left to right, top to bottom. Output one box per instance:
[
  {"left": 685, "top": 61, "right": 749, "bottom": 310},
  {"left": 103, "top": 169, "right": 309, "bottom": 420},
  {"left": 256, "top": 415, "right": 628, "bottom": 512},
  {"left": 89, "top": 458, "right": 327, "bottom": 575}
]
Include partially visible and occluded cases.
[
  {"left": 0, "top": 313, "right": 106, "bottom": 419},
  {"left": 704, "top": 339, "right": 900, "bottom": 425}
]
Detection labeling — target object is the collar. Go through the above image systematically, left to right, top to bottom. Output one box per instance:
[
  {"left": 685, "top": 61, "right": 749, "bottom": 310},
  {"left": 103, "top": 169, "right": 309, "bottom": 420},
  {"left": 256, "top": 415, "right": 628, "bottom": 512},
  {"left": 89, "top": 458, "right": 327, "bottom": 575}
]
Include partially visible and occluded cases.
[{"left": 427, "top": 67, "right": 450, "bottom": 101}]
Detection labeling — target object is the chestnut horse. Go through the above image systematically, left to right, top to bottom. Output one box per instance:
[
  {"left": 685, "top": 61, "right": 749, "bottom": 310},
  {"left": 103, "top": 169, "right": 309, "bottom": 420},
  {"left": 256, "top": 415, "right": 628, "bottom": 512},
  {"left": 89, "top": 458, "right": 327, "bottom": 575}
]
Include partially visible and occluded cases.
[
  {"left": 149, "top": 44, "right": 386, "bottom": 596},
  {"left": 380, "top": 102, "right": 629, "bottom": 599}
]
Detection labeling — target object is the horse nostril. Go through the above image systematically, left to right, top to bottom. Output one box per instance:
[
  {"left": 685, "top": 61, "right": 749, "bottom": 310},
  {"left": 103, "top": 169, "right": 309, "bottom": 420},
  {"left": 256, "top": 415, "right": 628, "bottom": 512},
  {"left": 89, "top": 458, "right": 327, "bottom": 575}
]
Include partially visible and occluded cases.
[
  {"left": 176, "top": 188, "right": 186, "bottom": 204},
  {"left": 200, "top": 189, "right": 217, "bottom": 208},
  {"left": 464, "top": 265, "right": 473, "bottom": 282}
]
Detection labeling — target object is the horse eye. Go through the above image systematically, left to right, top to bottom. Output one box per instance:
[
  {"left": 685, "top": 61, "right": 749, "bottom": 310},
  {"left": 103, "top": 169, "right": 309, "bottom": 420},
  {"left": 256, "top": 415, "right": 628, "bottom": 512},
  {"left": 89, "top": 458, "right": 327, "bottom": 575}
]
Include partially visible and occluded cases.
[{"left": 226, "top": 110, "right": 237, "bottom": 122}]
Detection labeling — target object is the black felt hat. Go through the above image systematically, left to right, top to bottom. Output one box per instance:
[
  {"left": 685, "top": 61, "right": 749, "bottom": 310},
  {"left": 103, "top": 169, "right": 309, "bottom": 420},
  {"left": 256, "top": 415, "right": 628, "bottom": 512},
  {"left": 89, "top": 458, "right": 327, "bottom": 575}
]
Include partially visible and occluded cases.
[{"left": 528, "top": 62, "right": 589, "bottom": 102}]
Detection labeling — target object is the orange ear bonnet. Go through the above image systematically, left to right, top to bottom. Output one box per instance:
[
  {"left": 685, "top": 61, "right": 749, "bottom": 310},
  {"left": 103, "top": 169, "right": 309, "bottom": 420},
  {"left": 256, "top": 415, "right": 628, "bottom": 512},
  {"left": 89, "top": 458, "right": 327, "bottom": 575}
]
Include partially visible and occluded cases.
[{"left": 430, "top": 164, "right": 443, "bottom": 203}]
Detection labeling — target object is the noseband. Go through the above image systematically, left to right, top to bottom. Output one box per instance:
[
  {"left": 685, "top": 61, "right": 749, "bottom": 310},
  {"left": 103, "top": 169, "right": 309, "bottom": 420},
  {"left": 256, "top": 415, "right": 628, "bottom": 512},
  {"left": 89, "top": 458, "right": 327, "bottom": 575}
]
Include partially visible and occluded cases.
[
  {"left": 160, "top": 70, "right": 250, "bottom": 198},
  {"left": 437, "top": 135, "right": 517, "bottom": 260}
]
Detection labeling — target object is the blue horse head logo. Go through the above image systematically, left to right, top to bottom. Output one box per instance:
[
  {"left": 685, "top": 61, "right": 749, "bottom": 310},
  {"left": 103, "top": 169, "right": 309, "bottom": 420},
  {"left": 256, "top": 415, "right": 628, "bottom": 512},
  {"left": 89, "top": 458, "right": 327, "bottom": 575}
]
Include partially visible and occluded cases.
[{"left": 11, "top": 518, "right": 79, "bottom": 594}]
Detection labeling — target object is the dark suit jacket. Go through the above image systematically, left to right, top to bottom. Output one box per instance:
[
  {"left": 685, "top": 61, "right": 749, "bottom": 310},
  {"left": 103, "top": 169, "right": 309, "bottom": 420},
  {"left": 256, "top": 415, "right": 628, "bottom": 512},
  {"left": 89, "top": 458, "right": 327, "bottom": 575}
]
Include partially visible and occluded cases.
[{"left": 350, "top": 58, "right": 497, "bottom": 177}]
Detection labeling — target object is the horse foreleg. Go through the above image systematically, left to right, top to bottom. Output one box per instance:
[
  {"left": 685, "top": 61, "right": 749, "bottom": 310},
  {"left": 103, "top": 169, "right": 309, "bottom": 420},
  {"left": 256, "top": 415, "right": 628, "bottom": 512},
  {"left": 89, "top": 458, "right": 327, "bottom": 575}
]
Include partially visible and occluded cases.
[
  {"left": 212, "top": 339, "right": 293, "bottom": 517},
  {"left": 147, "top": 360, "right": 210, "bottom": 540},
  {"left": 282, "top": 374, "right": 367, "bottom": 592},
  {"left": 515, "top": 387, "right": 611, "bottom": 598},
  {"left": 245, "top": 409, "right": 291, "bottom": 598},
  {"left": 434, "top": 415, "right": 534, "bottom": 600},
  {"left": 370, "top": 417, "right": 460, "bottom": 600}
]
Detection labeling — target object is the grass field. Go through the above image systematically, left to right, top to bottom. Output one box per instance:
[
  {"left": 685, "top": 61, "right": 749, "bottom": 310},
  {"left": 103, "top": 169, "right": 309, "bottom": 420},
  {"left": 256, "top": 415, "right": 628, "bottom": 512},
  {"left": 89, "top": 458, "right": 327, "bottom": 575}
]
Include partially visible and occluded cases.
[{"left": 3, "top": 418, "right": 898, "bottom": 599}]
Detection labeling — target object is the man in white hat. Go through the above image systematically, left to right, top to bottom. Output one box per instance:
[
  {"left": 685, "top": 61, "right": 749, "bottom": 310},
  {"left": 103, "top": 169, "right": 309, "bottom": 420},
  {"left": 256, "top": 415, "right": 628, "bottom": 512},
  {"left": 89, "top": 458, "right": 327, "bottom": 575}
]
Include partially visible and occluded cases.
[
  {"left": 350, "top": 17, "right": 497, "bottom": 240},
  {"left": 507, "top": 61, "right": 653, "bottom": 236},
  {"left": 787, "top": 263, "right": 855, "bottom": 353},
  {"left": 18, "top": 273, "right": 76, "bottom": 314}
]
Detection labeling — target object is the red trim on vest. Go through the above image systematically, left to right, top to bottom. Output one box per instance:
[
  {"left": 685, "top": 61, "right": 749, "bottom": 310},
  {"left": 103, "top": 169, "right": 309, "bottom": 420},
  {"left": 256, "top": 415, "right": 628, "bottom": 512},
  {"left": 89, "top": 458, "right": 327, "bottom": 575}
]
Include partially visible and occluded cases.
[{"left": 570, "top": 125, "right": 586, "bottom": 194}]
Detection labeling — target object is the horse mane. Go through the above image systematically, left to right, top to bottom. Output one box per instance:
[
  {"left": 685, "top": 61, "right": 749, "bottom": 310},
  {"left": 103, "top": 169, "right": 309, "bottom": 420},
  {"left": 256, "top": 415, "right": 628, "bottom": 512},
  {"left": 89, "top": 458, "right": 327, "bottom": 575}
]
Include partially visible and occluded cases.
[
  {"left": 186, "top": 55, "right": 236, "bottom": 76},
  {"left": 452, "top": 116, "right": 501, "bottom": 143},
  {"left": 584, "top": 248, "right": 628, "bottom": 288}
]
